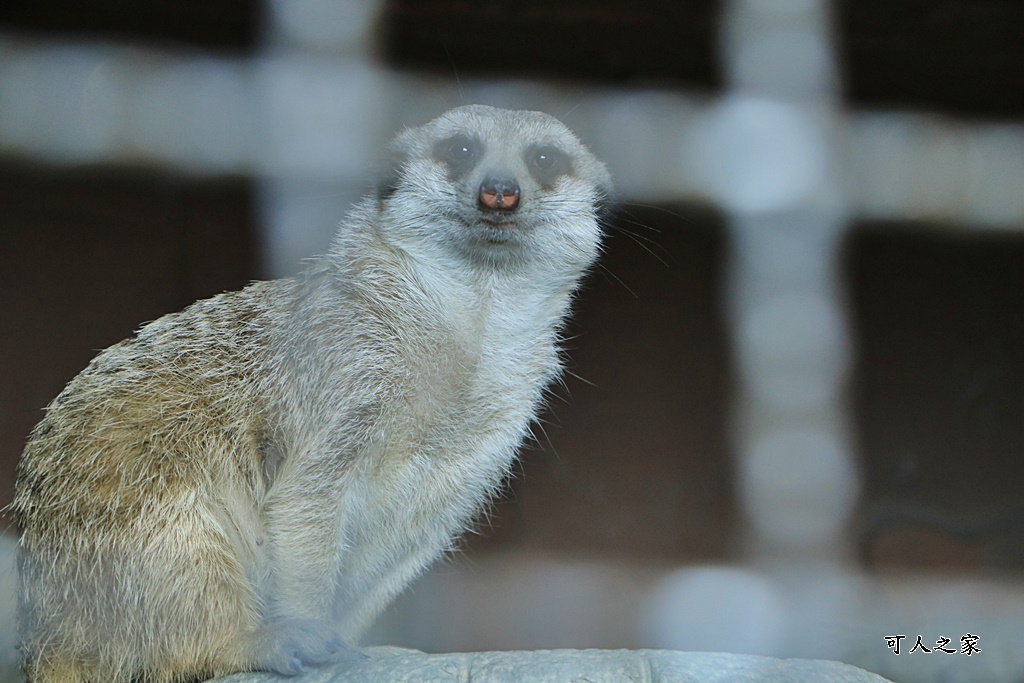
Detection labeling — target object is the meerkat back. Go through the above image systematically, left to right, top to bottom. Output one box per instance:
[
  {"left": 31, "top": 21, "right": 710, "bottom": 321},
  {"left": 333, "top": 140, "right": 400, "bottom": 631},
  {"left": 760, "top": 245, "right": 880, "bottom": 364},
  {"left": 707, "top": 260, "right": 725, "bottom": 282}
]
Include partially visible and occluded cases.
[{"left": 14, "top": 104, "right": 611, "bottom": 683}]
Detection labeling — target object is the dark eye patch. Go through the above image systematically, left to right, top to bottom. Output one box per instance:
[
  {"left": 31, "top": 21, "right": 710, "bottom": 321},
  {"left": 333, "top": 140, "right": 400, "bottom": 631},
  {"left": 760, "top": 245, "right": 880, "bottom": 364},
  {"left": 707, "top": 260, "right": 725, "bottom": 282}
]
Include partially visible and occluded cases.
[
  {"left": 433, "top": 134, "right": 483, "bottom": 178},
  {"left": 526, "top": 145, "right": 572, "bottom": 186}
]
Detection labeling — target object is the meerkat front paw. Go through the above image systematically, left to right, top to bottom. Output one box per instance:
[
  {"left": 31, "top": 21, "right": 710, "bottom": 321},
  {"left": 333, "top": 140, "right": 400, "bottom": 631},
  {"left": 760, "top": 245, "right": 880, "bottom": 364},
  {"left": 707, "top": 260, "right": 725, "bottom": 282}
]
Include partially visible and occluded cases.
[{"left": 255, "top": 618, "right": 363, "bottom": 676}]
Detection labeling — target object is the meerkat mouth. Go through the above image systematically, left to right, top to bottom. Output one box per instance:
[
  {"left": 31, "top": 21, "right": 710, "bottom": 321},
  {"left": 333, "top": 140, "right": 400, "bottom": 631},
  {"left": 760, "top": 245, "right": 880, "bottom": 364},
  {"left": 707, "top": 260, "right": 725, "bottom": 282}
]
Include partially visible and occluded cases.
[
  {"left": 466, "top": 217, "right": 523, "bottom": 246},
  {"left": 478, "top": 217, "right": 518, "bottom": 231}
]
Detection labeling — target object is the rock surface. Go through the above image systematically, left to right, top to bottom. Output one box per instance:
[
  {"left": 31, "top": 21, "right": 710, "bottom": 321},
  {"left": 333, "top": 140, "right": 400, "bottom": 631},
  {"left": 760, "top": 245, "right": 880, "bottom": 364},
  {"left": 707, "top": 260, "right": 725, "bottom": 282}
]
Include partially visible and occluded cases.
[{"left": 214, "top": 647, "right": 893, "bottom": 683}]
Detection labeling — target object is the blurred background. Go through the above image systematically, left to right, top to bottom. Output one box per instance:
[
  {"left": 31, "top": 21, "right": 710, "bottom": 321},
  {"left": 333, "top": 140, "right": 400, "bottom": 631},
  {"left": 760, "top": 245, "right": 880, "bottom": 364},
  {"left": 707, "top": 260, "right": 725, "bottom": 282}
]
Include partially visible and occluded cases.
[{"left": 1, "top": 1, "right": 1023, "bottom": 681}]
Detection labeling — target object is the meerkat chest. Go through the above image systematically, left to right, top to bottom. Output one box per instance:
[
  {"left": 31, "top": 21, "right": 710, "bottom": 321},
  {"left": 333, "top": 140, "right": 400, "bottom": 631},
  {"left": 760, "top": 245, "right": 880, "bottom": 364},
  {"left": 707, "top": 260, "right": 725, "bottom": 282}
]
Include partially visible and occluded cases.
[
  {"left": 331, "top": 275, "right": 563, "bottom": 584},
  {"left": 341, "top": 328, "right": 552, "bottom": 561},
  {"left": 358, "top": 360, "right": 540, "bottom": 525},
  {"left": 335, "top": 389, "right": 534, "bottom": 600}
]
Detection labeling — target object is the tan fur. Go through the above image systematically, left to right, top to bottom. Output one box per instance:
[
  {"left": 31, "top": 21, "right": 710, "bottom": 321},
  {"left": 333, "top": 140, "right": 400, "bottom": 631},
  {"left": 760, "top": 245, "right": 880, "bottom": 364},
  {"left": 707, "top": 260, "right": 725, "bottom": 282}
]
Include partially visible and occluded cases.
[{"left": 13, "top": 105, "right": 611, "bottom": 682}]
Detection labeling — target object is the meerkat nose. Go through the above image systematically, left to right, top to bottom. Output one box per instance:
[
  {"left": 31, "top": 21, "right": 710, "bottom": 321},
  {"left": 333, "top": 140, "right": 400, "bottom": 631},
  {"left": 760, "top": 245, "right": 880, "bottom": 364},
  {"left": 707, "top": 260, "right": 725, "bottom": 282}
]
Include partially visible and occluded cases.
[{"left": 478, "top": 177, "right": 521, "bottom": 212}]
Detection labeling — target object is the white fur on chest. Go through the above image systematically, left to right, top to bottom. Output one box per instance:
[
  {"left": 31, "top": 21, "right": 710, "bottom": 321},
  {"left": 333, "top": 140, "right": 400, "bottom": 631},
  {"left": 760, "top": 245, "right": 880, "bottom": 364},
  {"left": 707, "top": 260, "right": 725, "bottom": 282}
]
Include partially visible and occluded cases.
[{"left": 333, "top": 265, "right": 562, "bottom": 602}]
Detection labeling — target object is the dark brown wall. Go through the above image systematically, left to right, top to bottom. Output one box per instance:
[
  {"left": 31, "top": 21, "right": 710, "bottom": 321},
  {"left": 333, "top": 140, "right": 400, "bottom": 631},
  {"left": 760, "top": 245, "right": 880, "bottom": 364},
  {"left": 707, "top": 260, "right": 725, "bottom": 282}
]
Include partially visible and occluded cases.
[
  {"left": 0, "top": 0, "right": 263, "bottom": 53},
  {"left": 839, "top": 0, "right": 1024, "bottom": 120},
  {"left": 847, "top": 225, "right": 1024, "bottom": 571}
]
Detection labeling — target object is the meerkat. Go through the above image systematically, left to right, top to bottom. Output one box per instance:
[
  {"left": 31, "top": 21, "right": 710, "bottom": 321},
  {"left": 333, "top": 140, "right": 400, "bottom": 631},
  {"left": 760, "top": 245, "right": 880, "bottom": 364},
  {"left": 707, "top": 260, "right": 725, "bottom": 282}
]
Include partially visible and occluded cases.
[{"left": 13, "top": 104, "right": 611, "bottom": 683}]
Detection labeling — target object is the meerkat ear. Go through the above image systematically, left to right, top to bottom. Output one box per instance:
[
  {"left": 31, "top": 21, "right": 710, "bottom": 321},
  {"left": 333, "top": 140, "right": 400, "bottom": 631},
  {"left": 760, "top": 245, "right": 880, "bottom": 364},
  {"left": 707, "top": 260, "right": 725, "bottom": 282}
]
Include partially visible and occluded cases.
[{"left": 376, "top": 129, "right": 417, "bottom": 203}]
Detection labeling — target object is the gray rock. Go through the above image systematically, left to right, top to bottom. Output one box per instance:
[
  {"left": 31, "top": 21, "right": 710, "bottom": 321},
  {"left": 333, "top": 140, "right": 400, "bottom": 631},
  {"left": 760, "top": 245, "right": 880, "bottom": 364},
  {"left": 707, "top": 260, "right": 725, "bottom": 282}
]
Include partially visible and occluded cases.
[{"left": 214, "top": 647, "right": 893, "bottom": 683}]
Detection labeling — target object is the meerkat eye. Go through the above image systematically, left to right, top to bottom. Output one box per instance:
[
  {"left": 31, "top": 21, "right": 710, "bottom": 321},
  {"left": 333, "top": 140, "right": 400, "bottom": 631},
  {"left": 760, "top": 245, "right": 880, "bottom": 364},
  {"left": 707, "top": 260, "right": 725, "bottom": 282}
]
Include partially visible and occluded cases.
[
  {"left": 434, "top": 135, "right": 482, "bottom": 177},
  {"left": 527, "top": 145, "right": 572, "bottom": 186},
  {"left": 531, "top": 146, "right": 561, "bottom": 169}
]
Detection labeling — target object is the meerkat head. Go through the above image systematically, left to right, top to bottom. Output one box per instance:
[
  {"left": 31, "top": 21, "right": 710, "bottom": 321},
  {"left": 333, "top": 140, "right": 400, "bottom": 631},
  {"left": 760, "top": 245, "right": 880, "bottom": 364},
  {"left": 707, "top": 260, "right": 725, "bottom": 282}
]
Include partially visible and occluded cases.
[{"left": 378, "top": 105, "right": 612, "bottom": 274}]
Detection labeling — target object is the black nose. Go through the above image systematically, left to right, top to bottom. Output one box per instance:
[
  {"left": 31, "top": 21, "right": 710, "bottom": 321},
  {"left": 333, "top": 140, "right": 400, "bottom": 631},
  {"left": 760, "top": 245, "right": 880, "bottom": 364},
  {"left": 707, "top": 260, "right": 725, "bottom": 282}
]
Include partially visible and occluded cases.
[{"left": 478, "top": 177, "right": 521, "bottom": 212}]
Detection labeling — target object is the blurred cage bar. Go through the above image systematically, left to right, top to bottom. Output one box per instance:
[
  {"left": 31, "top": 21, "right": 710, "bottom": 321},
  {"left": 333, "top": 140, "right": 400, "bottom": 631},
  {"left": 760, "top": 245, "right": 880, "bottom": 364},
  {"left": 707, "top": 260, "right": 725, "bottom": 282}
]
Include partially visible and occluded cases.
[{"left": 1, "top": 1, "right": 1024, "bottom": 682}]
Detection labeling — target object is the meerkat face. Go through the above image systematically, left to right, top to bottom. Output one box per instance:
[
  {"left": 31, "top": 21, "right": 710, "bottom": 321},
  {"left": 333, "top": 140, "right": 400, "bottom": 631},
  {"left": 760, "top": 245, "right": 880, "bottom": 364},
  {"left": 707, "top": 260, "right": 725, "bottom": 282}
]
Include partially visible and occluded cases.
[{"left": 379, "top": 105, "right": 611, "bottom": 273}]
